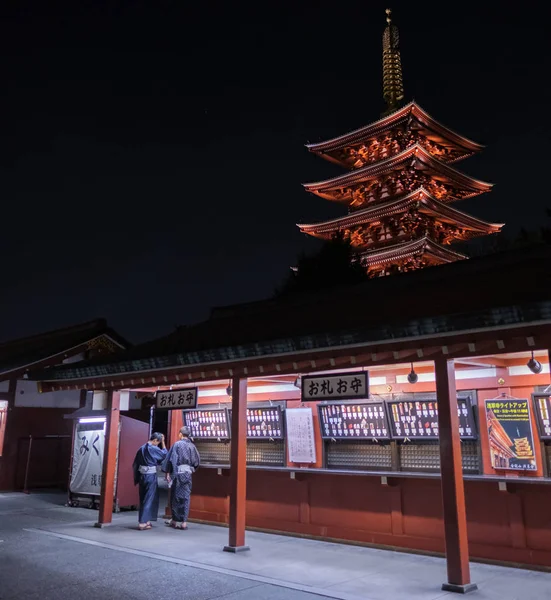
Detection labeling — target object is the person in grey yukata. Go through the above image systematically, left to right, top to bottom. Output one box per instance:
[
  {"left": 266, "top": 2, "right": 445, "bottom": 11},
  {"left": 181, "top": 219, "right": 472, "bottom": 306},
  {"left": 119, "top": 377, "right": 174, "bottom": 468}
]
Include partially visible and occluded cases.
[
  {"left": 162, "top": 426, "right": 200, "bottom": 530},
  {"left": 132, "top": 432, "right": 167, "bottom": 530}
]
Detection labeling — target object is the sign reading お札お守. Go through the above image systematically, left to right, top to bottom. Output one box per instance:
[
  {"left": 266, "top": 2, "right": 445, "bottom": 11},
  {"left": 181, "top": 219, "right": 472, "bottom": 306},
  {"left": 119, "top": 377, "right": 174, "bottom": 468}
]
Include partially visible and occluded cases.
[
  {"left": 301, "top": 372, "right": 368, "bottom": 402},
  {"left": 155, "top": 388, "right": 198, "bottom": 410}
]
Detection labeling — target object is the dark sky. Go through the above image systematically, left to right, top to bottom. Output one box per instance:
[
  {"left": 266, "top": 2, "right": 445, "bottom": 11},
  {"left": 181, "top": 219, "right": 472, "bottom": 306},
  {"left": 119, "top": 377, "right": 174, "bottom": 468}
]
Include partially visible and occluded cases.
[{"left": 1, "top": 1, "right": 550, "bottom": 344}]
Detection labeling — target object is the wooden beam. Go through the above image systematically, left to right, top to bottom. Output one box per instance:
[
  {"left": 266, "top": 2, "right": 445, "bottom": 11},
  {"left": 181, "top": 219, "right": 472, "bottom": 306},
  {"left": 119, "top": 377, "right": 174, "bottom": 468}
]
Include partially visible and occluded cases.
[
  {"left": 435, "top": 358, "right": 477, "bottom": 594},
  {"left": 224, "top": 377, "right": 249, "bottom": 552},
  {"left": 95, "top": 390, "right": 120, "bottom": 527}
]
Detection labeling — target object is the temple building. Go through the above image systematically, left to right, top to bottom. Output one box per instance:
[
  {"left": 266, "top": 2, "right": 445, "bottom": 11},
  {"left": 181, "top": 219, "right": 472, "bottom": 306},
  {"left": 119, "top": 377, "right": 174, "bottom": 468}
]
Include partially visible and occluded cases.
[{"left": 298, "top": 9, "right": 504, "bottom": 277}]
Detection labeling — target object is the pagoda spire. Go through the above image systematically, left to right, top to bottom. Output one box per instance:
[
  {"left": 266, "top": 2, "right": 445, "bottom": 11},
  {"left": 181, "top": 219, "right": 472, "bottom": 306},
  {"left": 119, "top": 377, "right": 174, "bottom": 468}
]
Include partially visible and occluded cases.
[{"left": 382, "top": 8, "right": 405, "bottom": 116}]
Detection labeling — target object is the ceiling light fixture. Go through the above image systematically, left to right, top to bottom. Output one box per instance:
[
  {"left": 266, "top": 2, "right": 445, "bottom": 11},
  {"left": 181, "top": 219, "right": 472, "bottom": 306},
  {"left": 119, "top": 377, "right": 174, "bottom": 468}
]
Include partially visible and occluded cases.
[
  {"left": 527, "top": 351, "right": 543, "bottom": 375},
  {"left": 407, "top": 363, "right": 418, "bottom": 384}
]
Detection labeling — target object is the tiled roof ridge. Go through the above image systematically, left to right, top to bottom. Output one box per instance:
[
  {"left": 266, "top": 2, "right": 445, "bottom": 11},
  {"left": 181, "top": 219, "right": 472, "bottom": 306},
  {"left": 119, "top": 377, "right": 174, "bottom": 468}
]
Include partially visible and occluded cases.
[{"left": 0, "top": 318, "right": 108, "bottom": 349}]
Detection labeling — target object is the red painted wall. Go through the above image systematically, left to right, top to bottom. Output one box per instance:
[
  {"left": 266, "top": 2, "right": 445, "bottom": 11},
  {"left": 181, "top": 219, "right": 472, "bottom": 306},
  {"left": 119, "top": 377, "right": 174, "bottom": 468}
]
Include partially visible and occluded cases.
[
  {"left": 0, "top": 406, "right": 73, "bottom": 491},
  {"left": 0, "top": 406, "right": 151, "bottom": 492},
  {"left": 189, "top": 468, "right": 551, "bottom": 568}
]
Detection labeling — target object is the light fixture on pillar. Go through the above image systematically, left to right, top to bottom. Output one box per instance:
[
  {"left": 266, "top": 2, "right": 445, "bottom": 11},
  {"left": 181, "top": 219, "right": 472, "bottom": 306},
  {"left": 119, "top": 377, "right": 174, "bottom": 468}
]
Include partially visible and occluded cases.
[
  {"left": 527, "top": 351, "right": 542, "bottom": 374},
  {"left": 407, "top": 363, "right": 418, "bottom": 384},
  {"left": 293, "top": 375, "right": 302, "bottom": 388},
  {"left": 226, "top": 382, "right": 233, "bottom": 397}
]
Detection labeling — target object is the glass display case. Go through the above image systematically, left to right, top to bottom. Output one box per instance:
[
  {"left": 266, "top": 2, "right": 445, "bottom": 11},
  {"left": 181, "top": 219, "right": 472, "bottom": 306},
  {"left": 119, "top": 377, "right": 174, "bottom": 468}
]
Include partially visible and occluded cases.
[{"left": 318, "top": 402, "right": 393, "bottom": 470}]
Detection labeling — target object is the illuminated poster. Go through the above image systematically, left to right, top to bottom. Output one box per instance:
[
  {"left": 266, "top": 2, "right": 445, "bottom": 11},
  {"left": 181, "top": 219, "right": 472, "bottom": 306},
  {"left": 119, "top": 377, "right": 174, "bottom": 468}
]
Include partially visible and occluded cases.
[{"left": 485, "top": 399, "right": 537, "bottom": 471}]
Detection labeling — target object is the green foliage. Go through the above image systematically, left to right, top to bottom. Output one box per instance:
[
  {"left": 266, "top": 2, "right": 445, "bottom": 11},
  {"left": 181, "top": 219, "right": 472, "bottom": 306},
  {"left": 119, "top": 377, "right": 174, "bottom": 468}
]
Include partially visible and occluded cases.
[{"left": 275, "top": 232, "right": 369, "bottom": 296}]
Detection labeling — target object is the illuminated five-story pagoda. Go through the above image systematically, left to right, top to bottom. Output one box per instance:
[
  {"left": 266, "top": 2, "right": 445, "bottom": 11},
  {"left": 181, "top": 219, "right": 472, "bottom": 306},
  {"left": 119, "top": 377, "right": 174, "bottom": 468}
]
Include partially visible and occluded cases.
[{"left": 298, "top": 9, "right": 503, "bottom": 277}]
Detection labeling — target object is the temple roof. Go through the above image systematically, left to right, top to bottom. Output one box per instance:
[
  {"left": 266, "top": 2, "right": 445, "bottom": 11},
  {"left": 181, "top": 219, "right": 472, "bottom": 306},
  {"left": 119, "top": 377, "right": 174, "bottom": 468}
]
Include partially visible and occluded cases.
[
  {"left": 306, "top": 102, "right": 483, "bottom": 166},
  {"left": 302, "top": 144, "right": 493, "bottom": 202},
  {"left": 297, "top": 187, "right": 504, "bottom": 238},
  {"left": 359, "top": 236, "right": 467, "bottom": 267},
  {"left": 28, "top": 244, "right": 551, "bottom": 388},
  {"left": 0, "top": 319, "right": 129, "bottom": 381}
]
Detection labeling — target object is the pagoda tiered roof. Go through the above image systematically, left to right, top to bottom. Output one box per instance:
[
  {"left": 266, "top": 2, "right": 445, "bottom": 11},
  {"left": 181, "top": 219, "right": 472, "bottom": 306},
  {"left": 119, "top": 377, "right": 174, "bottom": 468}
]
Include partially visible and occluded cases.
[
  {"left": 297, "top": 9, "right": 503, "bottom": 277},
  {"left": 306, "top": 102, "right": 483, "bottom": 169},
  {"left": 302, "top": 144, "right": 493, "bottom": 204},
  {"left": 297, "top": 187, "right": 503, "bottom": 242},
  {"left": 359, "top": 236, "right": 467, "bottom": 268}
]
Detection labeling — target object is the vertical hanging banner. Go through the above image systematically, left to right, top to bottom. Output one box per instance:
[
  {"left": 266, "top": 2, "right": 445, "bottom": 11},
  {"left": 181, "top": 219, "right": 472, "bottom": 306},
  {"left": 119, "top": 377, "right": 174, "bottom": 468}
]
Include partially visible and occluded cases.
[
  {"left": 485, "top": 398, "right": 537, "bottom": 471},
  {"left": 285, "top": 408, "right": 317, "bottom": 464},
  {"left": 70, "top": 424, "right": 106, "bottom": 495}
]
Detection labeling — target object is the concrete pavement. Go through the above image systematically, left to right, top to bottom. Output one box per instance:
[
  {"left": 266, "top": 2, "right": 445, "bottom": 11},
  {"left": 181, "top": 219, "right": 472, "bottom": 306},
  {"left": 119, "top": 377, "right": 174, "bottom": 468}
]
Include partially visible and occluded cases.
[{"left": 1, "top": 491, "right": 550, "bottom": 600}]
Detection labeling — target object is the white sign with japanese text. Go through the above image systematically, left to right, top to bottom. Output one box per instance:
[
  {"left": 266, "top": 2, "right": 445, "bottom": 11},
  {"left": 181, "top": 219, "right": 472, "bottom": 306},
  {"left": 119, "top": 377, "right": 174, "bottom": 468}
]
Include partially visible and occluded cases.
[
  {"left": 301, "top": 372, "right": 368, "bottom": 402},
  {"left": 155, "top": 388, "right": 198, "bottom": 410},
  {"left": 286, "top": 408, "right": 317, "bottom": 464},
  {"left": 70, "top": 428, "right": 105, "bottom": 496}
]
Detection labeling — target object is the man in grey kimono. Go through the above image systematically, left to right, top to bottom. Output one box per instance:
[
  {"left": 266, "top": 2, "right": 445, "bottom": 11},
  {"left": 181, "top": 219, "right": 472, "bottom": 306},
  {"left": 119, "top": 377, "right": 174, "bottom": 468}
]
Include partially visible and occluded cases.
[{"left": 162, "top": 426, "right": 200, "bottom": 530}]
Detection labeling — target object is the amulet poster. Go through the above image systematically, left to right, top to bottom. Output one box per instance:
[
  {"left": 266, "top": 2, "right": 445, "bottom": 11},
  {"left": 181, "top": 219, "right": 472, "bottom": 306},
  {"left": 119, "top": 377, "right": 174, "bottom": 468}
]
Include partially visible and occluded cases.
[{"left": 485, "top": 399, "right": 537, "bottom": 471}]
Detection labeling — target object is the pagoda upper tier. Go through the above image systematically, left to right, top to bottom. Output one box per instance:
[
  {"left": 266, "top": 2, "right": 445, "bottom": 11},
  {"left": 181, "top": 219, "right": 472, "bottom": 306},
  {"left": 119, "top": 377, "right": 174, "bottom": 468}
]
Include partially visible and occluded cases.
[
  {"left": 306, "top": 101, "right": 483, "bottom": 170},
  {"left": 303, "top": 143, "right": 493, "bottom": 209},
  {"left": 298, "top": 187, "right": 503, "bottom": 250}
]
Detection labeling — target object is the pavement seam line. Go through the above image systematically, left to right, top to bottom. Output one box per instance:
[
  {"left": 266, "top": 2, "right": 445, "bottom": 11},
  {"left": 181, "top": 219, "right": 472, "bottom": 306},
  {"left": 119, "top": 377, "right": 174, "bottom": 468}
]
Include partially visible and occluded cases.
[{"left": 23, "top": 528, "right": 365, "bottom": 600}]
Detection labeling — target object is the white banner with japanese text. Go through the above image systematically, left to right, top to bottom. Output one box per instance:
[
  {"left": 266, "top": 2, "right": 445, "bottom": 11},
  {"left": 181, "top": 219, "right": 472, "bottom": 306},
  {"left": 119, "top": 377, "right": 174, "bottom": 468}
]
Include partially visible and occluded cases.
[{"left": 70, "top": 427, "right": 105, "bottom": 496}]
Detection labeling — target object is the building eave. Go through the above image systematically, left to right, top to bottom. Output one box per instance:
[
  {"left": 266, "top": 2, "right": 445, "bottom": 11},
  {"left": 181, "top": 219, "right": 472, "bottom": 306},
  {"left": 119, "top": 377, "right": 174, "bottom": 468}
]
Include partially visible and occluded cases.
[
  {"left": 305, "top": 101, "right": 484, "bottom": 155},
  {"left": 302, "top": 144, "right": 493, "bottom": 195},
  {"left": 297, "top": 187, "right": 503, "bottom": 235},
  {"left": 359, "top": 236, "right": 467, "bottom": 266}
]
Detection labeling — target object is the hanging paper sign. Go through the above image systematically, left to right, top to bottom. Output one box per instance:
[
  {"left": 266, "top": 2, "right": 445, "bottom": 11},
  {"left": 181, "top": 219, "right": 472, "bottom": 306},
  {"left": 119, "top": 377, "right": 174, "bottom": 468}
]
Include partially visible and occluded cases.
[
  {"left": 301, "top": 371, "right": 368, "bottom": 402},
  {"left": 155, "top": 388, "right": 198, "bottom": 410},
  {"left": 532, "top": 393, "right": 551, "bottom": 440},
  {"left": 485, "top": 398, "right": 537, "bottom": 471},
  {"left": 286, "top": 408, "right": 316, "bottom": 464},
  {"left": 70, "top": 425, "right": 105, "bottom": 496}
]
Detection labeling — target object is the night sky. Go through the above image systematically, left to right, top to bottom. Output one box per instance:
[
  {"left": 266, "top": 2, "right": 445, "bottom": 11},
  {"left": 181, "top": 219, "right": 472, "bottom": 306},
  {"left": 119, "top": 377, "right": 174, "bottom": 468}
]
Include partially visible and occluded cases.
[{"left": 1, "top": 1, "right": 550, "bottom": 344}]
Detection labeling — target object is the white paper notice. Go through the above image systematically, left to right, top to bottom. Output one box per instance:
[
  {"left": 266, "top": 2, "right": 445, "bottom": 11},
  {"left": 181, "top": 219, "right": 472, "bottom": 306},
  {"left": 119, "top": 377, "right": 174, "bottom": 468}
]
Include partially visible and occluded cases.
[{"left": 286, "top": 408, "right": 317, "bottom": 464}]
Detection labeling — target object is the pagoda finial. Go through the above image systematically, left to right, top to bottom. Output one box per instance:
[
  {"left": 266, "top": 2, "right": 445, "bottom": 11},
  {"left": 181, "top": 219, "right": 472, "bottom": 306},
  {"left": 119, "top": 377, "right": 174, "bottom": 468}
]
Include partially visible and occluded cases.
[{"left": 382, "top": 8, "right": 405, "bottom": 116}]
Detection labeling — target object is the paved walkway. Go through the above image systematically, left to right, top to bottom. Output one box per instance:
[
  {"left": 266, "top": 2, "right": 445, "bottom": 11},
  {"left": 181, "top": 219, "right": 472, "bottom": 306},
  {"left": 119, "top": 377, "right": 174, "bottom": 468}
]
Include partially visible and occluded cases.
[{"left": 1, "top": 492, "right": 550, "bottom": 600}]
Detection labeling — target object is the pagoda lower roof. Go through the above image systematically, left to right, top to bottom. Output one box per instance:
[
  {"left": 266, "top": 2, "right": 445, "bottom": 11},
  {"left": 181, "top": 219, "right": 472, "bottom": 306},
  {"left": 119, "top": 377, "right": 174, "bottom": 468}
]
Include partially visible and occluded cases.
[
  {"left": 306, "top": 102, "right": 483, "bottom": 161},
  {"left": 302, "top": 144, "right": 493, "bottom": 202},
  {"left": 297, "top": 187, "right": 504, "bottom": 237},
  {"left": 359, "top": 236, "right": 467, "bottom": 267}
]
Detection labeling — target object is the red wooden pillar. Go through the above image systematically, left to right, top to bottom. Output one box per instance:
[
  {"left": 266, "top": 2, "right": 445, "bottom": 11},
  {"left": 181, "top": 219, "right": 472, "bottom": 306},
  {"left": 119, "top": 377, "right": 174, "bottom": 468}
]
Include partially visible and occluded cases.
[
  {"left": 435, "top": 358, "right": 477, "bottom": 594},
  {"left": 223, "top": 377, "right": 249, "bottom": 552},
  {"left": 95, "top": 390, "right": 121, "bottom": 527},
  {"left": 164, "top": 408, "right": 183, "bottom": 518}
]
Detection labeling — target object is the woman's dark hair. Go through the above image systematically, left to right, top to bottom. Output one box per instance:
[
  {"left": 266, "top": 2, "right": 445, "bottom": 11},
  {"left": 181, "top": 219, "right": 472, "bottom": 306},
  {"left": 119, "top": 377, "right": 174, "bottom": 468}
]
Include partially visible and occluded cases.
[{"left": 150, "top": 432, "right": 163, "bottom": 442}]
